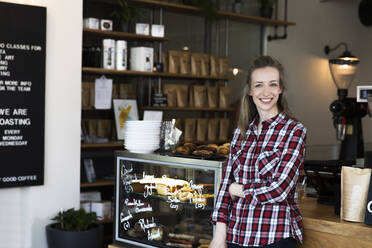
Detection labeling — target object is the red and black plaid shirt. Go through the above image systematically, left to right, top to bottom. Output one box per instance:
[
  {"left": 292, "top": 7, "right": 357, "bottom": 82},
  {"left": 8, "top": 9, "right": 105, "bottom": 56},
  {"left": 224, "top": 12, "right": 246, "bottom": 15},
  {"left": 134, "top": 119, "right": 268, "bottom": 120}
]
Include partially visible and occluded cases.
[{"left": 211, "top": 112, "right": 307, "bottom": 247}]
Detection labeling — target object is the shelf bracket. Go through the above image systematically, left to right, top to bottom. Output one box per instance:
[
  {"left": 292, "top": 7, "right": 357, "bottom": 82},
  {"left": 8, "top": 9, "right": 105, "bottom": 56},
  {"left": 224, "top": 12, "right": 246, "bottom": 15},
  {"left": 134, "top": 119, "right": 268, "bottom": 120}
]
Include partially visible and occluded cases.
[
  {"left": 267, "top": 0, "right": 289, "bottom": 41},
  {"left": 267, "top": 25, "right": 288, "bottom": 41}
]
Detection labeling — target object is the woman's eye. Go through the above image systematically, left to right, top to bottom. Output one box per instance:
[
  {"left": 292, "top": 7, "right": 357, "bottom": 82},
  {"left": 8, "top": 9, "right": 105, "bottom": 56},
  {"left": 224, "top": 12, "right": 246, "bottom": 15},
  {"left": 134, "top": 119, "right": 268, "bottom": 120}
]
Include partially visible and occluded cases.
[
  {"left": 270, "top": 83, "right": 279, "bottom": 87},
  {"left": 254, "top": 84, "right": 262, "bottom": 88}
]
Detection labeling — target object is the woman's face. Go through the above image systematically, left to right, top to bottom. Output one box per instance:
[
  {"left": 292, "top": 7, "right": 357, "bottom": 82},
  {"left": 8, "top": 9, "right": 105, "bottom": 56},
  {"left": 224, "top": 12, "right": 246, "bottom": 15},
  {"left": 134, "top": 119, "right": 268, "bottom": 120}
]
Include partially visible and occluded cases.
[{"left": 249, "top": 66, "right": 282, "bottom": 120}]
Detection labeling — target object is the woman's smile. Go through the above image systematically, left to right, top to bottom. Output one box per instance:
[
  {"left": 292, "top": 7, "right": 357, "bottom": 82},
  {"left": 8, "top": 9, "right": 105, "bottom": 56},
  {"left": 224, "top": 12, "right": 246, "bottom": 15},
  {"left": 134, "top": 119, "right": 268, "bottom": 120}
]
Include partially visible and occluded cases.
[{"left": 259, "top": 97, "right": 274, "bottom": 103}]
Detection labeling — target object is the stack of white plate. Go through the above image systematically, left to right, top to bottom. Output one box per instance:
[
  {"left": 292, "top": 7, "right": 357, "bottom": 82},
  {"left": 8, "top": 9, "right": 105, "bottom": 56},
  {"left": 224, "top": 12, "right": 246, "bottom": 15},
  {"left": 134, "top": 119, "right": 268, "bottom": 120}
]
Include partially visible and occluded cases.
[{"left": 123, "top": 120, "right": 162, "bottom": 153}]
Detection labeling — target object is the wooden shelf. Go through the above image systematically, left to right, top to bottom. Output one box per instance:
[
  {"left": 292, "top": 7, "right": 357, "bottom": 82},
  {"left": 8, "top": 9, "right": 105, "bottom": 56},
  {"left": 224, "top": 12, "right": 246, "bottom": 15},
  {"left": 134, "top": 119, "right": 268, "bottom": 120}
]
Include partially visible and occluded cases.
[
  {"left": 90, "top": 0, "right": 295, "bottom": 26},
  {"left": 130, "top": 0, "right": 295, "bottom": 26},
  {"left": 217, "top": 10, "right": 296, "bottom": 26},
  {"left": 83, "top": 28, "right": 171, "bottom": 41},
  {"left": 82, "top": 67, "right": 231, "bottom": 80},
  {"left": 142, "top": 106, "right": 234, "bottom": 112},
  {"left": 81, "top": 107, "right": 112, "bottom": 111},
  {"left": 81, "top": 142, "right": 123, "bottom": 149},
  {"left": 80, "top": 180, "right": 115, "bottom": 188}
]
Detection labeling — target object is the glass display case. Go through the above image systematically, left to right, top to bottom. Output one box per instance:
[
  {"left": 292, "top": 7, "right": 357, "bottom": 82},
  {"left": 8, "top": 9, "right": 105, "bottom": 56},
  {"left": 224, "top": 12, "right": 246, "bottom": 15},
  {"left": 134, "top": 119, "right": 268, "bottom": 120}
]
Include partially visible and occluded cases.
[{"left": 114, "top": 152, "right": 225, "bottom": 248}]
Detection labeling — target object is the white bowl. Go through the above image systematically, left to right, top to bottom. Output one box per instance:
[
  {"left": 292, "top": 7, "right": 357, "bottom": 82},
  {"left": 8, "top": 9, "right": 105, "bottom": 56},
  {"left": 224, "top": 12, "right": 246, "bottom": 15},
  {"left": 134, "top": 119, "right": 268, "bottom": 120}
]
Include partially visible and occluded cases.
[
  {"left": 126, "top": 120, "right": 162, "bottom": 124},
  {"left": 125, "top": 121, "right": 162, "bottom": 127},
  {"left": 124, "top": 127, "right": 161, "bottom": 132},
  {"left": 124, "top": 130, "right": 161, "bottom": 135},
  {"left": 124, "top": 130, "right": 160, "bottom": 134},
  {"left": 124, "top": 134, "right": 160, "bottom": 140},
  {"left": 125, "top": 140, "right": 160, "bottom": 145},
  {"left": 125, "top": 140, "right": 159, "bottom": 145},
  {"left": 125, "top": 143, "right": 159, "bottom": 149},
  {"left": 125, "top": 145, "right": 160, "bottom": 151},
  {"left": 126, "top": 148, "right": 158, "bottom": 154}
]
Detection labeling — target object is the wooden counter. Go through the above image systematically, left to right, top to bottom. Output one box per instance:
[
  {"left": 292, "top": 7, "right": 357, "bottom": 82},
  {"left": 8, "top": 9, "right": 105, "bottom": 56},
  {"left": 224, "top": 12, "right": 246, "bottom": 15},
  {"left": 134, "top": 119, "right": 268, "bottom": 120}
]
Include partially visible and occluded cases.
[{"left": 299, "top": 197, "right": 372, "bottom": 248}]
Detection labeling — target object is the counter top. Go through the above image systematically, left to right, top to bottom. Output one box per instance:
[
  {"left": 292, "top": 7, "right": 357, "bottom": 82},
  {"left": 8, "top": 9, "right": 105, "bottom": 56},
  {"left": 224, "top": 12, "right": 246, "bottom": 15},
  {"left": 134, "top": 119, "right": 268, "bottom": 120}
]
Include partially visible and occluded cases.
[{"left": 299, "top": 197, "right": 372, "bottom": 248}]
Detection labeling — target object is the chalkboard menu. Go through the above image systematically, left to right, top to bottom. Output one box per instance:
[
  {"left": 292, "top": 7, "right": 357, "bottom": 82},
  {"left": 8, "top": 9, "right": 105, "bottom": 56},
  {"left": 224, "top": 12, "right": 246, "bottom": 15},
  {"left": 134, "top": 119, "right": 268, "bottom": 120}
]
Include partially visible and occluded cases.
[{"left": 0, "top": 3, "right": 46, "bottom": 188}]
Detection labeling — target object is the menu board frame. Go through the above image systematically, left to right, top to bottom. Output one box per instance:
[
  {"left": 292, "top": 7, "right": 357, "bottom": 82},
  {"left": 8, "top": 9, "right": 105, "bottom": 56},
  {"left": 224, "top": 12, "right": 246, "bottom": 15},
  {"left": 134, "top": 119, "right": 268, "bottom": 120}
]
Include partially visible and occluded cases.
[{"left": 0, "top": 2, "right": 46, "bottom": 188}]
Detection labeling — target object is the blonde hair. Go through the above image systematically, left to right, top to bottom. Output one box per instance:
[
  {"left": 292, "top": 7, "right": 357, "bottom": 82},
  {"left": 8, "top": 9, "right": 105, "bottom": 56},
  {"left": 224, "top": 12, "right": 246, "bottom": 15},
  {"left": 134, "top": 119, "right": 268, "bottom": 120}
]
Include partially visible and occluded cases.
[{"left": 238, "top": 56, "right": 292, "bottom": 138}]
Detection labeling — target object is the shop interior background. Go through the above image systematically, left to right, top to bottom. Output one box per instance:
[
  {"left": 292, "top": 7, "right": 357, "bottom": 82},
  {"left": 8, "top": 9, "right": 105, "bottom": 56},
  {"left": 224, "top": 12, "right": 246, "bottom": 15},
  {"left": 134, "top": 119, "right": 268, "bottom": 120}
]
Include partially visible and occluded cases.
[{"left": 1, "top": 0, "right": 372, "bottom": 248}]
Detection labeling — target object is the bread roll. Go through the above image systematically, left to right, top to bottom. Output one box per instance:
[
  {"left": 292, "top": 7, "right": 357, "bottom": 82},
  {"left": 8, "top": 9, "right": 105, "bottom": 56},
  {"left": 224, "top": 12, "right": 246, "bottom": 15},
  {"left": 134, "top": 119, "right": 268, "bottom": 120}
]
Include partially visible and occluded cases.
[
  {"left": 207, "top": 144, "right": 218, "bottom": 150},
  {"left": 217, "top": 146, "right": 229, "bottom": 155},
  {"left": 192, "top": 150, "right": 214, "bottom": 157}
]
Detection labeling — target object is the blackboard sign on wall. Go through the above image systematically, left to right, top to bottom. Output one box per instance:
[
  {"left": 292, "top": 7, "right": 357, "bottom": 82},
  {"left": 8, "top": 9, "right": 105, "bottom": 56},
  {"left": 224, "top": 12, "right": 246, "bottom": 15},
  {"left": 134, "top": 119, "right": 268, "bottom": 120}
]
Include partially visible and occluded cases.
[{"left": 0, "top": 2, "right": 46, "bottom": 188}]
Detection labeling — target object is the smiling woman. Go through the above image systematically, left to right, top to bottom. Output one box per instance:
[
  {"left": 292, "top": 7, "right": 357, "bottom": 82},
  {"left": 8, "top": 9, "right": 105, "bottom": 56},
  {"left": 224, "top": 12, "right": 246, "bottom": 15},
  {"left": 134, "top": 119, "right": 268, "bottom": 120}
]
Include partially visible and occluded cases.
[{"left": 210, "top": 56, "right": 307, "bottom": 248}]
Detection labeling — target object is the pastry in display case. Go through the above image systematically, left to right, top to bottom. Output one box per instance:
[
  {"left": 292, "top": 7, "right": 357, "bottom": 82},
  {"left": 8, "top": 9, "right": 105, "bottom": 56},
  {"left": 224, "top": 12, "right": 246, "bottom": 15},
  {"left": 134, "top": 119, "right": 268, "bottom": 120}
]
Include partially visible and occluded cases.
[
  {"left": 171, "top": 143, "right": 230, "bottom": 158},
  {"left": 114, "top": 152, "right": 224, "bottom": 248}
]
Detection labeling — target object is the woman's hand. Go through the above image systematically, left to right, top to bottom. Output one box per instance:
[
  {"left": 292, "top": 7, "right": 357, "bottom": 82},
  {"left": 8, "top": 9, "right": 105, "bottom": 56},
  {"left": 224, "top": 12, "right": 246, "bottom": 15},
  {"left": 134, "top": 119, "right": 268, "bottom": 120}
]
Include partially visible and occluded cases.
[
  {"left": 229, "top": 182, "right": 245, "bottom": 198},
  {"left": 209, "top": 222, "right": 227, "bottom": 248}
]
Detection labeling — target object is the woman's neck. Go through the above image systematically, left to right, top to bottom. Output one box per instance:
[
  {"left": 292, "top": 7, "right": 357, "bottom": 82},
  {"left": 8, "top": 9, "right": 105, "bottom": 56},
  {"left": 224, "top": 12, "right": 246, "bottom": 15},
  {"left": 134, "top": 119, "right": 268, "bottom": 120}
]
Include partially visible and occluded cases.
[
  {"left": 258, "top": 109, "right": 279, "bottom": 123},
  {"left": 257, "top": 122, "right": 262, "bottom": 134}
]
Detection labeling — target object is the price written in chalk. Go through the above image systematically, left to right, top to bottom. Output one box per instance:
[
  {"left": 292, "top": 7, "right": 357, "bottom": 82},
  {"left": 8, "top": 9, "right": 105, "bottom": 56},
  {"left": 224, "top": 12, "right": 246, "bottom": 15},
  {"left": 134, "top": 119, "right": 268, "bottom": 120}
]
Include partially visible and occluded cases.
[
  {"left": 167, "top": 196, "right": 180, "bottom": 211},
  {"left": 120, "top": 210, "right": 132, "bottom": 231}
]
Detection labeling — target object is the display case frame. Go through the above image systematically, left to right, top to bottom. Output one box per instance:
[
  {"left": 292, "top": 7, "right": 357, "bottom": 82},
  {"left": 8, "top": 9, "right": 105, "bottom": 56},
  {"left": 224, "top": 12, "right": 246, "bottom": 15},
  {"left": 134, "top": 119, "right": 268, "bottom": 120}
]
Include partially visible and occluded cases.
[{"left": 114, "top": 151, "right": 224, "bottom": 248}]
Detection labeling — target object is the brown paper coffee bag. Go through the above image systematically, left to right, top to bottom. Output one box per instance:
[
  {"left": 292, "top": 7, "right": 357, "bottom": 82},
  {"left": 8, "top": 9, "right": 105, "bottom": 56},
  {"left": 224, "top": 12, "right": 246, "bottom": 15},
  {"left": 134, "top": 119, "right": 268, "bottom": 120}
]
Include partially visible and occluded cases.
[
  {"left": 169, "top": 50, "right": 181, "bottom": 74},
  {"left": 180, "top": 52, "right": 191, "bottom": 74},
  {"left": 191, "top": 53, "right": 203, "bottom": 76},
  {"left": 200, "top": 54, "right": 210, "bottom": 76},
  {"left": 210, "top": 55, "right": 219, "bottom": 76},
  {"left": 218, "top": 56, "right": 229, "bottom": 77},
  {"left": 163, "top": 84, "right": 178, "bottom": 107},
  {"left": 176, "top": 85, "right": 189, "bottom": 107},
  {"left": 189, "top": 85, "right": 194, "bottom": 107},
  {"left": 193, "top": 85, "right": 207, "bottom": 107},
  {"left": 207, "top": 86, "right": 218, "bottom": 108},
  {"left": 219, "top": 87, "right": 231, "bottom": 108},
  {"left": 184, "top": 118, "right": 196, "bottom": 142},
  {"left": 196, "top": 118, "right": 208, "bottom": 142},
  {"left": 219, "top": 118, "right": 230, "bottom": 141},
  {"left": 208, "top": 119, "right": 219, "bottom": 141},
  {"left": 341, "top": 166, "right": 372, "bottom": 222}
]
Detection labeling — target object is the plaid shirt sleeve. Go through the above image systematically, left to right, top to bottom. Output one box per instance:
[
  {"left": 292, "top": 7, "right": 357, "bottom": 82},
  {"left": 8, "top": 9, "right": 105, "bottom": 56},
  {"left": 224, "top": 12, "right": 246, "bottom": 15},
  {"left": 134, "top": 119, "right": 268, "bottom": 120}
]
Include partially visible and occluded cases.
[
  {"left": 242, "top": 125, "right": 307, "bottom": 204},
  {"left": 211, "top": 129, "right": 240, "bottom": 224}
]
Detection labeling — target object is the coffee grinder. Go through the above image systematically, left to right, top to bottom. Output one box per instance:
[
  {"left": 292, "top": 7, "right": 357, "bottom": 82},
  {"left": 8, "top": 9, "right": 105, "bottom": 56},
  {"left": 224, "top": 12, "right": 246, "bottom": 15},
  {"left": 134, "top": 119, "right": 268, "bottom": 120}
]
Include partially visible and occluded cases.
[{"left": 325, "top": 42, "right": 370, "bottom": 162}]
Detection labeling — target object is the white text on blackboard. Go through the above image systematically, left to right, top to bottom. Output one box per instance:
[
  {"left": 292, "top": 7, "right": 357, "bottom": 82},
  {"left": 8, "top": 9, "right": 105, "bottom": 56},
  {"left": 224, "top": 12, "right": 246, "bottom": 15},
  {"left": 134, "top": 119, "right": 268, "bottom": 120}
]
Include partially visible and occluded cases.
[
  {"left": 0, "top": 43, "right": 42, "bottom": 52},
  {"left": 0, "top": 108, "right": 28, "bottom": 115},
  {"left": 0, "top": 118, "right": 31, "bottom": 125},
  {"left": 0, "top": 175, "right": 37, "bottom": 183}
]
